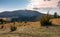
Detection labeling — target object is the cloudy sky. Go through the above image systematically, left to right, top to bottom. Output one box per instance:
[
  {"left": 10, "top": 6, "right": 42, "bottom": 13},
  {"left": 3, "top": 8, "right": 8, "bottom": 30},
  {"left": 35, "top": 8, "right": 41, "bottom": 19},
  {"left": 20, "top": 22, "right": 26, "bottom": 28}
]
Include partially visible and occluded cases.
[
  {"left": 0, "top": 0, "right": 60, "bottom": 15},
  {"left": 28, "top": 0, "right": 59, "bottom": 8}
]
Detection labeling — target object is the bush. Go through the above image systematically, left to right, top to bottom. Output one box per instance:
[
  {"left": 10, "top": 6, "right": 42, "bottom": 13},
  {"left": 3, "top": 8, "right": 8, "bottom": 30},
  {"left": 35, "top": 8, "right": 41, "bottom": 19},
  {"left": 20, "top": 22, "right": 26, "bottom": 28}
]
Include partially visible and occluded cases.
[
  {"left": 40, "top": 15, "right": 52, "bottom": 26},
  {"left": 0, "top": 19, "right": 4, "bottom": 24},
  {"left": 0, "top": 26, "right": 4, "bottom": 29},
  {"left": 10, "top": 26, "right": 17, "bottom": 32}
]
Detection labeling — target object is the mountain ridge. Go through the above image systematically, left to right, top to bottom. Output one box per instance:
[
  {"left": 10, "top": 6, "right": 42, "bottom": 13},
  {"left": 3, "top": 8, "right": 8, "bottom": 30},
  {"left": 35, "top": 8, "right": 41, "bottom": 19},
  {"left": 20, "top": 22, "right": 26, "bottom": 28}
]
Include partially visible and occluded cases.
[
  {"left": 0, "top": 10, "right": 44, "bottom": 18},
  {"left": 0, "top": 10, "right": 46, "bottom": 21}
]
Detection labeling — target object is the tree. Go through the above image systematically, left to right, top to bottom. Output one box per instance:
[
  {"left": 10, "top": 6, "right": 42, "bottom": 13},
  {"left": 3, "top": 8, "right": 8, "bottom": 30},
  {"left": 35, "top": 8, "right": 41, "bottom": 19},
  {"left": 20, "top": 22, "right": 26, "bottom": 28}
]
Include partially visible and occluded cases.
[
  {"left": 40, "top": 11, "right": 52, "bottom": 26},
  {"left": 54, "top": 12, "right": 58, "bottom": 18},
  {"left": 40, "top": 15, "right": 51, "bottom": 26}
]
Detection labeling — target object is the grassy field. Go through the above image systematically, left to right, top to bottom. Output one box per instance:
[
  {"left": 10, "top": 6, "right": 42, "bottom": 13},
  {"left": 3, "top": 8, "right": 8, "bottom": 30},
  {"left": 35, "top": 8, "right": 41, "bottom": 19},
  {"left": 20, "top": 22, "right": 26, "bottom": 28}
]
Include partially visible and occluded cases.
[
  {"left": 0, "top": 18, "right": 60, "bottom": 37},
  {"left": 50, "top": 18, "right": 60, "bottom": 25},
  {"left": 0, "top": 25, "right": 60, "bottom": 37},
  {"left": 0, "top": 26, "right": 60, "bottom": 37}
]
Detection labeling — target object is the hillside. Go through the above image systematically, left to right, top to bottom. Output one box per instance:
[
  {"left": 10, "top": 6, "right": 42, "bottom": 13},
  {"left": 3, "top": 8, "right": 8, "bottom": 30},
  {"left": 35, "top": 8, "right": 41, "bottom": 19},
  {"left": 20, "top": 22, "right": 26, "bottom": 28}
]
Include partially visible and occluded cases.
[
  {"left": 0, "top": 10, "right": 44, "bottom": 18},
  {"left": 0, "top": 10, "right": 45, "bottom": 21},
  {"left": 50, "top": 18, "right": 60, "bottom": 25}
]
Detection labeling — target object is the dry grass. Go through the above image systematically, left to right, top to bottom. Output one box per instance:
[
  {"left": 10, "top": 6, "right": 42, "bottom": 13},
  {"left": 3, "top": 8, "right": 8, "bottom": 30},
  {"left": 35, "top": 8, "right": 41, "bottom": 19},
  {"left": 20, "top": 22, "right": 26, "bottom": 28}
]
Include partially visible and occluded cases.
[
  {"left": 0, "top": 18, "right": 60, "bottom": 37},
  {"left": 50, "top": 18, "right": 60, "bottom": 25},
  {"left": 0, "top": 26, "right": 60, "bottom": 37}
]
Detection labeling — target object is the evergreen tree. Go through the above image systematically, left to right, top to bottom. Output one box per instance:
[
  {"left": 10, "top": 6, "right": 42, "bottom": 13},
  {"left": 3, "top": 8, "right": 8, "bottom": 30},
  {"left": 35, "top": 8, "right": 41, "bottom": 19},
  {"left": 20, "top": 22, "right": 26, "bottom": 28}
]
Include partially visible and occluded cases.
[
  {"left": 40, "top": 11, "right": 52, "bottom": 26},
  {"left": 54, "top": 12, "right": 58, "bottom": 18}
]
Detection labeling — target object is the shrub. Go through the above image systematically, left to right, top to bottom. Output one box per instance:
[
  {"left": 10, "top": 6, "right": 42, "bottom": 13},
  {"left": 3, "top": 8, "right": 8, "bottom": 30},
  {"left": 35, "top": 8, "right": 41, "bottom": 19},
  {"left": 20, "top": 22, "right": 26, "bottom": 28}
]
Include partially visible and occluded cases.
[
  {"left": 40, "top": 15, "right": 52, "bottom": 26},
  {"left": 0, "top": 19, "right": 4, "bottom": 24},
  {"left": 0, "top": 25, "right": 4, "bottom": 29},
  {"left": 10, "top": 26, "right": 17, "bottom": 32}
]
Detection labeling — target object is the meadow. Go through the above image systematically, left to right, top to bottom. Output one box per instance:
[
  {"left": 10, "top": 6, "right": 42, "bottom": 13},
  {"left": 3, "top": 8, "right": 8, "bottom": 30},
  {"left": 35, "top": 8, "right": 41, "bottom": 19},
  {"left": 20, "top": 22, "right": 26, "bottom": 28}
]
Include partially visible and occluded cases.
[{"left": 0, "top": 18, "right": 60, "bottom": 37}]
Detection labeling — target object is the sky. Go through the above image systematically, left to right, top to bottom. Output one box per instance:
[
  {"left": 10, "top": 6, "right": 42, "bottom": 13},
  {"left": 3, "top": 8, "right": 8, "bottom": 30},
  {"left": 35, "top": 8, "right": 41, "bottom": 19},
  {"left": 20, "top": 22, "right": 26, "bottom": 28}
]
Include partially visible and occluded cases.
[
  {"left": 0, "top": 0, "right": 60, "bottom": 15},
  {"left": 0, "top": 0, "right": 29, "bottom": 12},
  {"left": 27, "top": 0, "right": 60, "bottom": 15},
  {"left": 28, "top": 0, "right": 59, "bottom": 8}
]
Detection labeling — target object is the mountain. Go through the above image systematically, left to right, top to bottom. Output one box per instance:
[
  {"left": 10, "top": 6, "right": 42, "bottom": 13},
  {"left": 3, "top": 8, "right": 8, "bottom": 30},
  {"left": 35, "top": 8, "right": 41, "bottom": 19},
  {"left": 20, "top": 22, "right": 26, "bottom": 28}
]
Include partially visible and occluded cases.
[{"left": 0, "top": 10, "right": 45, "bottom": 21}]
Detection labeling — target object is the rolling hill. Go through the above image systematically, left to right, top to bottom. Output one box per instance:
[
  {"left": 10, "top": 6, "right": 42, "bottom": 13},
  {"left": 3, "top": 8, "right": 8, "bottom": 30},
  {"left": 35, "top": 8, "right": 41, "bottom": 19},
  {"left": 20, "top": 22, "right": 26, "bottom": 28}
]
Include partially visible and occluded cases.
[
  {"left": 0, "top": 10, "right": 45, "bottom": 21},
  {"left": 0, "top": 10, "right": 44, "bottom": 18}
]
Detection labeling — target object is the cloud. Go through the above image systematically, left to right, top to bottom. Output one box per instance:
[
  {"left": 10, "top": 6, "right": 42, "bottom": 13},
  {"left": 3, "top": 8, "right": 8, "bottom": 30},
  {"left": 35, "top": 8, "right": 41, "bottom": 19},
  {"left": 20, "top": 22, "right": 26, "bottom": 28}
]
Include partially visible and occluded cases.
[{"left": 27, "top": 0, "right": 59, "bottom": 9}]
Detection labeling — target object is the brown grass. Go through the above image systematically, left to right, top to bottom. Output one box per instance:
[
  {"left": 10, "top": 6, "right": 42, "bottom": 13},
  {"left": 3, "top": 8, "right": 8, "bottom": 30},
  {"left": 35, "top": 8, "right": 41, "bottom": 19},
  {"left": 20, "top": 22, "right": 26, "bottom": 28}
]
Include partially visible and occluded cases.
[
  {"left": 0, "top": 18, "right": 60, "bottom": 37},
  {"left": 50, "top": 18, "right": 60, "bottom": 25}
]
